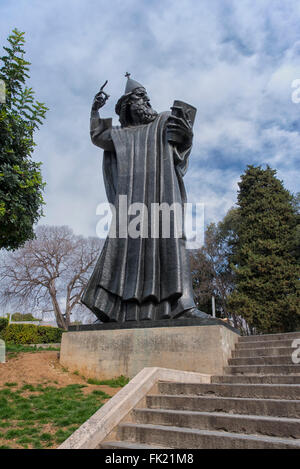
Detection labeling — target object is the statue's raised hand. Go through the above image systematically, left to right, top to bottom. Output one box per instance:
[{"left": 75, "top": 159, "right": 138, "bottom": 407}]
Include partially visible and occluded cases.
[{"left": 92, "top": 80, "right": 110, "bottom": 111}]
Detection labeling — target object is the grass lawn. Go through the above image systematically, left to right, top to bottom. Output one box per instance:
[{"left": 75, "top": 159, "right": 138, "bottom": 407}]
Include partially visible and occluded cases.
[
  {"left": 5, "top": 344, "right": 60, "bottom": 360},
  {"left": 0, "top": 346, "right": 129, "bottom": 449},
  {"left": 0, "top": 382, "right": 111, "bottom": 449}
]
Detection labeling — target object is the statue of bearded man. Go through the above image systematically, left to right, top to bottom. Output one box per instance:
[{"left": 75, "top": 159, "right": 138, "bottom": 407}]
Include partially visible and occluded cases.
[{"left": 81, "top": 75, "right": 209, "bottom": 323}]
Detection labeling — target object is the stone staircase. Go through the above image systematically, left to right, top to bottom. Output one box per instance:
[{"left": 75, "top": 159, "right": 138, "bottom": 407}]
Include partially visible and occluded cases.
[{"left": 101, "top": 331, "right": 300, "bottom": 449}]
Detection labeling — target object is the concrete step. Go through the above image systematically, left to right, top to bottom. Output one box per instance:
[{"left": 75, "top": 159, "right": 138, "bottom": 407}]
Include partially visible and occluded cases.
[
  {"left": 239, "top": 332, "right": 300, "bottom": 343},
  {"left": 236, "top": 339, "right": 298, "bottom": 350},
  {"left": 232, "top": 347, "right": 294, "bottom": 358},
  {"left": 228, "top": 356, "right": 297, "bottom": 366},
  {"left": 224, "top": 364, "right": 300, "bottom": 375},
  {"left": 212, "top": 374, "right": 300, "bottom": 384},
  {"left": 158, "top": 381, "right": 300, "bottom": 400},
  {"left": 146, "top": 394, "right": 300, "bottom": 418},
  {"left": 133, "top": 408, "right": 300, "bottom": 439},
  {"left": 116, "top": 422, "right": 300, "bottom": 449},
  {"left": 100, "top": 440, "right": 168, "bottom": 449}
]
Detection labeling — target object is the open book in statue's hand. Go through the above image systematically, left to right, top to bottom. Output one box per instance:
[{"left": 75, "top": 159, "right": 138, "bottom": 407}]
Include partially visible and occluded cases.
[{"left": 166, "top": 100, "right": 197, "bottom": 148}]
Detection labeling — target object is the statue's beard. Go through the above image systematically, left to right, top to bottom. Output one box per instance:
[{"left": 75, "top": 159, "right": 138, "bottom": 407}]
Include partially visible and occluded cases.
[{"left": 130, "top": 102, "right": 158, "bottom": 125}]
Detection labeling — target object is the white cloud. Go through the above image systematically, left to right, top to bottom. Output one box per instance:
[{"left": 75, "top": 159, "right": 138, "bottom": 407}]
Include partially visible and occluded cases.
[{"left": 1, "top": 0, "right": 299, "bottom": 237}]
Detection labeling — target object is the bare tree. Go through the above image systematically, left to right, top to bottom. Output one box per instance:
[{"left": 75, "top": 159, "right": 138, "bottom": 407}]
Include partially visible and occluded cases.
[
  {"left": 191, "top": 217, "right": 235, "bottom": 318},
  {"left": 0, "top": 225, "right": 103, "bottom": 329}
]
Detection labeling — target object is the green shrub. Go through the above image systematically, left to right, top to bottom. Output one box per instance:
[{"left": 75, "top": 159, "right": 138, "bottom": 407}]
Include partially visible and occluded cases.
[
  {"left": 0, "top": 317, "right": 9, "bottom": 339},
  {"left": 3, "top": 324, "right": 63, "bottom": 344},
  {"left": 4, "top": 324, "right": 37, "bottom": 344},
  {"left": 37, "top": 325, "right": 63, "bottom": 344},
  {"left": 36, "top": 326, "right": 63, "bottom": 343}
]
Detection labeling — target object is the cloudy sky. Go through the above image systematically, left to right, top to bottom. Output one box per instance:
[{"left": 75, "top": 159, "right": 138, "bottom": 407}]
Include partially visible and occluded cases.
[{"left": 1, "top": 0, "right": 300, "bottom": 238}]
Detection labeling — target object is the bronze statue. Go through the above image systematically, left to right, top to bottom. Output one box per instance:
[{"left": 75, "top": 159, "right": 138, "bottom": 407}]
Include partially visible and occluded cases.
[{"left": 82, "top": 74, "right": 210, "bottom": 323}]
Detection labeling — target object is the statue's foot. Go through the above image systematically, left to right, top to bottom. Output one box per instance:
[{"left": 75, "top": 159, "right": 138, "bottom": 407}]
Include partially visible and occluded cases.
[{"left": 178, "top": 307, "right": 212, "bottom": 320}]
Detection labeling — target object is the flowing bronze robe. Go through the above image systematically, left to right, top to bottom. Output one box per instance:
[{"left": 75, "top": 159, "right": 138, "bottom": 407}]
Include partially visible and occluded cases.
[{"left": 81, "top": 111, "right": 196, "bottom": 322}]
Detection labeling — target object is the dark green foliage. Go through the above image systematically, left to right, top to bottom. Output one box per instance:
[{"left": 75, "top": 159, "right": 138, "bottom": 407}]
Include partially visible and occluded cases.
[
  {"left": 0, "top": 29, "right": 48, "bottom": 250},
  {"left": 228, "top": 165, "right": 300, "bottom": 333},
  {"left": 291, "top": 192, "right": 300, "bottom": 265},
  {"left": 10, "top": 312, "right": 37, "bottom": 321},
  {"left": 0, "top": 317, "right": 8, "bottom": 338},
  {"left": 3, "top": 323, "right": 63, "bottom": 344},
  {"left": 34, "top": 325, "right": 63, "bottom": 343}
]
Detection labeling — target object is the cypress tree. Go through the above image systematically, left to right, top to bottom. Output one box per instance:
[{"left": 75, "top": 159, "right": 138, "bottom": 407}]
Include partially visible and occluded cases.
[{"left": 228, "top": 165, "right": 300, "bottom": 333}]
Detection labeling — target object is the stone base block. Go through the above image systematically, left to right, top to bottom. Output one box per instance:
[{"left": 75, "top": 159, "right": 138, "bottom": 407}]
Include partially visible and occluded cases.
[{"left": 60, "top": 321, "right": 239, "bottom": 379}]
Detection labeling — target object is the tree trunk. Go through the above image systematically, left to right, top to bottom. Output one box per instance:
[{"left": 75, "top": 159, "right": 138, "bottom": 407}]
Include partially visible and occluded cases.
[{"left": 49, "top": 280, "right": 67, "bottom": 330}]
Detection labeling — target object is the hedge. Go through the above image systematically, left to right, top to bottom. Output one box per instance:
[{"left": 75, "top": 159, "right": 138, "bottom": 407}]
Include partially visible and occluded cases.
[
  {"left": 0, "top": 317, "right": 9, "bottom": 338},
  {"left": 2, "top": 323, "right": 63, "bottom": 344}
]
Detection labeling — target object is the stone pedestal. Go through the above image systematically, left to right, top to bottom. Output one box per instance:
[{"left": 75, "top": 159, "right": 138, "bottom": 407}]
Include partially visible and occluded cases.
[{"left": 60, "top": 319, "right": 239, "bottom": 379}]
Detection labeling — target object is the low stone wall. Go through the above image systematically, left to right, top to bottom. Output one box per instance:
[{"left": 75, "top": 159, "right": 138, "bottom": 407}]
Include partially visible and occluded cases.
[{"left": 60, "top": 322, "right": 239, "bottom": 379}]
